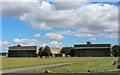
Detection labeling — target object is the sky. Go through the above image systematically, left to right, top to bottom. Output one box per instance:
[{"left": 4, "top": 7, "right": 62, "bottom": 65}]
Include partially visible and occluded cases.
[{"left": 0, "top": 0, "right": 119, "bottom": 52}]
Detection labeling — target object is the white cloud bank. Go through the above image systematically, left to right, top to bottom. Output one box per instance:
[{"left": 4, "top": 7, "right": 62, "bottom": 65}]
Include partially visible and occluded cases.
[
  {"left": 2, "top": 0, "right": 38, "bottom": 2},
  {"left": 0, "top": 1, "right": 118, "bottom": 52},
  {"left": 1, "top": 1, "right": 118, "bottom": 39},
  {"left": 53, "top": 1, "right": 89, "bottom": 10},
  {"left": 43, "top": 33, "right": 64, "bottom": 40},
  {"left": 13, "top": 38, "right": 62, "bottom": 48},
  {"left": 0, "top": 39, "right": 62, "bottom": 52},
  {"left": 0, "top": 40, "right": 13, "bottom": 52}
]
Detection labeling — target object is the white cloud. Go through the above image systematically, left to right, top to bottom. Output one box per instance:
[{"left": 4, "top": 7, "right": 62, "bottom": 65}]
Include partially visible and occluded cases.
[
  {"left": 2, "top": 0, "right": 38, "bottom": 2},
  {"left": 54, "top": 0, "right": 89, "bottom": 2},
  {"left": 2, "top": 1, "right": 39, "bottom": 17},
  {"left": 53, "top": 1, "right": 88, "bottom": 10},
  {"left": 20, "top": 2, "right": 118, "bottom": 35},
  {"left": 57, "top": 30, "right": 74, "bottom": 35},
  {"left": 57, "top": 30, "right": 95, "bottom": 37},
  {"left": 33, "top": 33, "right": 41, "bottom": 38},
  {"left": 43, "top": 33, "right": 64, "bottom": 40},
  {"left": 74, "top": 33, "right": 95, "bottom": 37},
  {"left": 18, "top": 34, "right": 23, "bottom": 36},
  {"left": 106, "top": 34, "right": 118, "bottom": 39},
  {"left": 84, "top": 37, "right": 96, "bottom": 41},
  {"left": 13, "top": 38, "right": 45, "bottom": 46},
  {"left": 89, "top": 38, "right": 96, "bottom": 41},
  {"left": 0, "top": 40, "right": 13, "bottom": 52},
  {"left": 48, "top": 41, "right": 62, "bottom": 48}
]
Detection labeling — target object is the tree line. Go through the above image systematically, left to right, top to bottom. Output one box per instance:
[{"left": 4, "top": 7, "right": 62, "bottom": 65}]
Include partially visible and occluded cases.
[
  {"left": 38, "top": 45, "right": 120, "bottom": 57},
  {"left": 38, "top": 46, "right": 74, "bottom": 57}
]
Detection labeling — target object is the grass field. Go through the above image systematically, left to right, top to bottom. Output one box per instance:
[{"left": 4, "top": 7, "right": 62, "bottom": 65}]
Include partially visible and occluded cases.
[
  {"left": 1, "top": 56, "right": 102, "bottom": 69},
  {"left": 33, "top": 57, "right": 118, "bottom": 73}
]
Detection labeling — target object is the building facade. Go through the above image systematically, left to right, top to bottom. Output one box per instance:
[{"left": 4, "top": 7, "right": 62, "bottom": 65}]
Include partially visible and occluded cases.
[
  {"left": 73, "top": 42, "right": 112, "bottom": 57},
  {"left": 8, "top": 46, "right": 39, "bottom": 57}
]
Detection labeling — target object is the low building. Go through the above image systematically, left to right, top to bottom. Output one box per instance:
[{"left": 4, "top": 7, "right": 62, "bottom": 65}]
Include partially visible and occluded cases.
[
  {"left": 73, "top": 42, "right": 112, "bottom": 57},
  {"left": 8, "top": 45, "right": 39, "bottom": 57},
  {"left": 51, "top": 48, "right": 65, "bottom": 57},
  {"left": 0, "top": 52, "right": 8, "bottom": 56}
]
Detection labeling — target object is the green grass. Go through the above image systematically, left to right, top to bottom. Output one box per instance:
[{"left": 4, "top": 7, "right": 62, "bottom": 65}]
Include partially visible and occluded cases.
[
  {"left": 1, "top": 56, "right": 100, "bottom": 69},
  {"left": 33, "top": 57, "right": 118, "bottom": 73}
]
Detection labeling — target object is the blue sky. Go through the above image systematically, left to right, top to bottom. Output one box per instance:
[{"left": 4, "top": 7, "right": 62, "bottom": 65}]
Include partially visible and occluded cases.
[{"left": 1, "top": 0, "right": 119, "bottom": 52}]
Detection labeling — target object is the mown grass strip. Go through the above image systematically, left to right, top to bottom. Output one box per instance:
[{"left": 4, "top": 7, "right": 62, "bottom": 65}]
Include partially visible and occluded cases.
[{"left": 33, "top": 57, "right": 118, "bottom": 73}]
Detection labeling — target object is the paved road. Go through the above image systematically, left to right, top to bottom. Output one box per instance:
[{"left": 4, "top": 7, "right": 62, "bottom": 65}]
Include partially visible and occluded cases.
[
  {"left": 1, "top": 60, "right": 92, "bottom": 73},
  {"left": 1, "top": 62, "right": 73, "bottom": 73}
]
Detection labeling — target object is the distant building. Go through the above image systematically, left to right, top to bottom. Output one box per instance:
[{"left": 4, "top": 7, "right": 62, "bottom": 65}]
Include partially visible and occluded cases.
[
  {"left": 73, "top": 42, "right": 112, "bottom": 57},
  {"left": 8, "top": 45, "right": 39, "bottom": 57},
  {"left": 0, "top": 52, "right": 8, "bottom": 56}
]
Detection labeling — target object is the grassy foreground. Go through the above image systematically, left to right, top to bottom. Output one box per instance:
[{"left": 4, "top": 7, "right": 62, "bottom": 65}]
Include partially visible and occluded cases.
[
  {"left": 2, "top": 56, "right": 100, "bottom": 69},
  {"left": 33, "top": 57, "right": 118, "bottom": 73}
]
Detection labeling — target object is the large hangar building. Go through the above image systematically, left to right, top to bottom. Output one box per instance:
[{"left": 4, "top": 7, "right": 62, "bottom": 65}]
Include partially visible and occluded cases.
[{"left": 73, "top": 42, "right": 112, "bottom": 57}]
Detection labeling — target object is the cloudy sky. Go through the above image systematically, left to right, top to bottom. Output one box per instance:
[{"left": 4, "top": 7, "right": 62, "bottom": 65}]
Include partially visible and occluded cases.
[{"left": 0, "top": 0, "right": 119, "bottom": 52}]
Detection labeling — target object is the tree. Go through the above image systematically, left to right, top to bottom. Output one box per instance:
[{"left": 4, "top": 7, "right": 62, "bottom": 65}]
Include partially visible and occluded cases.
[
  {"left": 87, "top": 41, "right": 91, "bottom": 45},
  {"left": 17, "top": 44, "right": 22, "bottom": 47},
  {"left": 112, "top": 45, "right": 120, "bottom": 57},
  {"left": 42, "top": 46, "right": 51, "bottom": 56},
  {"left": 38, "top": 47, "right": 43, "bottom": 57},
  {"left": 61, "top": 47, "right": 74, "bottom": 56},
  {"left": 61, "top": 47, "right": 69, "bottom": 55},
  {"left": 68, "top": 47, "right": 74, "bottom": 56}
]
